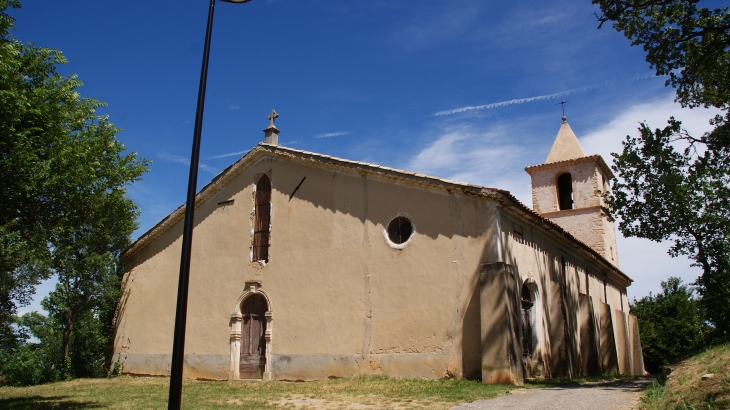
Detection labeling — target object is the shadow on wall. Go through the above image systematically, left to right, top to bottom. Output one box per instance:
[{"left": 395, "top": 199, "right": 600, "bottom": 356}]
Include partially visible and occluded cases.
[
  {"left": 118, "top": 153, "right": 637, "bottom": 382},
  {"left": 130, "top": 156, "right": 494, "bottom": 265},
  {"left": 434, "top": 200, "right": 619, "bottom": 383},
  {"left": 481, "top": 228, "right": 624, "bottom": 383},
  {"left": 110, "top": 277, "right": 132, "bottom": 370},
  {"left": 461, "top": 283, "right": 481, "bottom": 379}
]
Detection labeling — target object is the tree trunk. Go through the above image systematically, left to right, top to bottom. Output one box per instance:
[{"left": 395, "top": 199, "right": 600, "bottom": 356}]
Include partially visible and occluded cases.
[{"left": 63, "top": 312, "right": 73, "bottom": 360}]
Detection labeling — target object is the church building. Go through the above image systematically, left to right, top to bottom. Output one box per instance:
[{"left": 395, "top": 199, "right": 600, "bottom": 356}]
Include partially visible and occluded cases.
[{"left": 114, "top": 114, "right": 644, "bottom": 384}]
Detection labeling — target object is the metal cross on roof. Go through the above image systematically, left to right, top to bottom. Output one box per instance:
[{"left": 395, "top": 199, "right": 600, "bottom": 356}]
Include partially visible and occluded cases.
[
  {"left": 557, "top": 98, "right": 569, "bottom": 117},
  {"left": 267, "top": 109, "right": 279, "bottom": 127}
]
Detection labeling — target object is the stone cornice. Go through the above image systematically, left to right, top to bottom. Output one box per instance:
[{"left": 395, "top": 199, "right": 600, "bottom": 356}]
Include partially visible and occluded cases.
[
  {"left": 524, "top": 154, "right": 614, "bottom": 180},
  {"left": 489, "top": 194, "right": 631, "bottom": 287},
  {"left": 539, "top": 205, "right": 603, "bottom": 218}
]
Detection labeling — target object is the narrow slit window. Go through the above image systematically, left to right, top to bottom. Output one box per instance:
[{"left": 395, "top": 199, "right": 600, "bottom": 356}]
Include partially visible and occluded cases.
[
  {"left": 557, "top": 173, "right": 573, "bottom": 210},
  {"left": 253, "top": 175, "right": 271, "bottom": 263}
]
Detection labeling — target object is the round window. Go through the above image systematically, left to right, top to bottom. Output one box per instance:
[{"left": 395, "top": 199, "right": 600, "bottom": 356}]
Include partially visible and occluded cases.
[{"left": 387, "top": 216, "right": 414, "bottom": 245}]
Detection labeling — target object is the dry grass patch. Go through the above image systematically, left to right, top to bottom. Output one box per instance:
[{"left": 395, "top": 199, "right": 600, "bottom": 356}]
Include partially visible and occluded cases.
[
  {"left": 640, "top": 342, "right": 730, "bottom": 409},
  {"left": 0, "top": 375, "right": 517, "bottom": 409}
]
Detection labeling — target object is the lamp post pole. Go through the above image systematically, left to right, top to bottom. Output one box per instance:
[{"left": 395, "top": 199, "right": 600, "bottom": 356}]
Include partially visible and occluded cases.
[{"left": 168, "top": 1, "right": 251, "bottom": 409}]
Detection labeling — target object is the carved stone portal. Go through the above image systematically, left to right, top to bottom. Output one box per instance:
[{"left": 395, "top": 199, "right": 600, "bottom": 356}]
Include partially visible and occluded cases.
[{"left": 230, "top": 281, "right": 273, "bottom": 381}]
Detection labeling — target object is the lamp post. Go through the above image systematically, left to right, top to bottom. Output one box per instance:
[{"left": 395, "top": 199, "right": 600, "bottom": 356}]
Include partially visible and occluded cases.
[{"left": 169, "top": 1, "right": 252, "bottom": 409}]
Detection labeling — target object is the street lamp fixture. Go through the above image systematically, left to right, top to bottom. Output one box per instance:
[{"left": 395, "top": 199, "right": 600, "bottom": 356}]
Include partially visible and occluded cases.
[{"left": 168, "top": 1, "right": 252, "bottom": 409}]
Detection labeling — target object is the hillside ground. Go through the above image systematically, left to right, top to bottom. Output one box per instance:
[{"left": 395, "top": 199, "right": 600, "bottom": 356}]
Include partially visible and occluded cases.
[{"left": 640, "top": 342, "right": 730, "bottom": 409}]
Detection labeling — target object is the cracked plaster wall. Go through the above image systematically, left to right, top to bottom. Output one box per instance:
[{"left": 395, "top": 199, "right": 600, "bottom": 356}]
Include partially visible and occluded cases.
[
  {"left": 115, "top": 153, "right": 636, "bottom": 382},
  {"left": 116, "top": 156, "right": 495, "bottom": 381}
]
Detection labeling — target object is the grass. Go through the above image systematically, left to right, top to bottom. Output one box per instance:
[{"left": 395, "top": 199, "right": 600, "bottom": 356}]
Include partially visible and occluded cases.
[
  {"left": 639, "top": 342, "right": 730, "bottom": 410},
  {"left": 0, "top": 375, "right": 519, "bottom": 409}
]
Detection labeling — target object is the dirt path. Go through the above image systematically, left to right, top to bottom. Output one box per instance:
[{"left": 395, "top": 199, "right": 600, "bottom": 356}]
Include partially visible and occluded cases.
[{"left": 451, "top": 379, "right": 653, "bottom": 410}]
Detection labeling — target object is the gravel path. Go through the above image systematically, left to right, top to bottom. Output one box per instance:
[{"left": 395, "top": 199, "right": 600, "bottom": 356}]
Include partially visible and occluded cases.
[{"left": 452, "top": 379, "right": 653, "bottom": 410}]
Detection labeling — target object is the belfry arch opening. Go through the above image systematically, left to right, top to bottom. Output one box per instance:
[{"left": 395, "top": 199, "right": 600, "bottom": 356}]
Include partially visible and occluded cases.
[{"left": 557, "top": 173, "right": 573, "bottom": 210}]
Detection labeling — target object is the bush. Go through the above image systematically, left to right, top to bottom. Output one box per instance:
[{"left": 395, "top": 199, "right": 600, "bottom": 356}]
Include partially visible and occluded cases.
[
  {"left": 631, "top": 277, "right": 708, "bottom": 373},
  {"left": 0, "top": 343, "right": 59, "bottom": 386}
]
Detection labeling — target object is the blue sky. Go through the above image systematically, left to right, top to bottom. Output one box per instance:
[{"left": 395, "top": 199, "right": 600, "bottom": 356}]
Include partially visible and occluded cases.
[{"left": 11, "top": 0, "right": 722, "bottom": 311}]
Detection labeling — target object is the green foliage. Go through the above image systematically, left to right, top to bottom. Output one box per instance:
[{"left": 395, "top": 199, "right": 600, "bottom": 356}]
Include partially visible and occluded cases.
[
  {"left": 0, "top": 0, "right": 149, "bottom": 384},
  {"left": 593, "top": 0, "right": 730, "bottom": 110},
  {"left": 595, "top": 0, "right": 730, "bottom": 343},
  {"left": 606, "top": 119, "right": 730, "bottom": 339},
  {"left": 49, "top": 267, "right": 123, "bottom": 379},
  {"left": 0, "top": 272, "right": 120, "bottom": 387},
  {"left": 631, "top": 277, "right": 707, "bottom": 373},
  {"left": 0, "top": 313, "right": 62, "bottom": 386}
]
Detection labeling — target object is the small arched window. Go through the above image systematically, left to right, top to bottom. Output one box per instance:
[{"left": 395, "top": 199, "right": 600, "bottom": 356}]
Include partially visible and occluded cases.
[
  {"left": 557, "top": 173, "right": 573, "bottom": 210},
  {"left": 253, "top": 175, "right": 272, "bottom": 263},
  {"left": 520, "top": 282, "right": 536, "bottom": 371},
  {"left": 521, "top": 283, "right": 534, "bottom": 309}
]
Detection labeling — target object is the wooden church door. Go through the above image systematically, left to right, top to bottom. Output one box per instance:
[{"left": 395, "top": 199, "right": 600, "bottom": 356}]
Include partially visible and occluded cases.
[{"left": 239, "top": 294, "right": 267, "bottom": 378}]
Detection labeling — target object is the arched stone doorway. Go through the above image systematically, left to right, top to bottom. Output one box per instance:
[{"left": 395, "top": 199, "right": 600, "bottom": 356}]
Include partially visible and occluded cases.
[
  {"left": 230, "top": 281, "right": 272, "bottom": 380},
  {"left": 240, "top": 294, "right": 267, "bottom": 378}
]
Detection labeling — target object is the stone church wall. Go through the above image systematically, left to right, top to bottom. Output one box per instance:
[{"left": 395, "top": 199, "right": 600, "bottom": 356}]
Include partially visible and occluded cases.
[
  {"left": 115, "top": 150, "right": 641, "bottom": 383},
  {"left": 116, "top": 155, "right": 500, "bottom": 381},
  {"left": 484, "top": 210, "right": 640, "bottom": 383}
]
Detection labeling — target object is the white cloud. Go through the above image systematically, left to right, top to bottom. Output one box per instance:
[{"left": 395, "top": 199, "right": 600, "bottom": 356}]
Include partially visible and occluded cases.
[
  {"left": 389, "top": 4, "right": 483, "bottom": 51},
  {"left": 434, "top": 74, "right": 656, "bottom": 116},
  {"left": 579, "top": 94, "right": 721, "bottom": 299},
  {"left": 580, "top": 94, "right": 722, "bottom": 160},
  {"left": 408, "top": 96, "right": 722, "bottom": 299},
  {"left": 228, "top": 105, "right": 240, "bottom": 110},
  {"left": 406, "top": 123, "right": 532, "bottom": 202},
  {"left": 314, "top": 131, "right": 350, "bottom": 139},
  {"left": 281, "top": 139, "right": 302, "bottom": 146},
  {"left": 208, "top": 150, "right": 248, "bottom": 159},
  {"left": 156, "top": 151, "right": 219, "bottom": 175},
  {"left": 157, "top": 151, "right": 189, "bottom": 165},
  {"left": 199, "top": 164, "right": 219, "bottom": 174},
  {"left": 619, "top": 235, "right": 702, "bottom": 301}
]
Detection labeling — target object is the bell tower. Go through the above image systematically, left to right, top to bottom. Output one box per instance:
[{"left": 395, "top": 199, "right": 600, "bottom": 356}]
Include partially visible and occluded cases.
[{"left": 524, "top": 116, "right": 619, "bottom": 266}]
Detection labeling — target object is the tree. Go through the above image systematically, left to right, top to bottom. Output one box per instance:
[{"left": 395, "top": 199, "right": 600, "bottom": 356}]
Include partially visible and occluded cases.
[
  {"left": 0, "top": 0, "right": 148, "bottom": 369},
  {"left": 0, "top": 0, "right": 148, "bottom": 379},
  {"left": 593, "top": 0, "right": 730, "bottom": 109},
  {"left": 594, "top": 0, "right": 730, "bottom": 340},
  {"left": 607, "top": 119, "right": 729, "bottom": 339},
  {"left": 630, "top": 277, "right": 706, "bottom": 373},
  {"left": 0, "top": 312, "right": 63, "bottom": 386}
]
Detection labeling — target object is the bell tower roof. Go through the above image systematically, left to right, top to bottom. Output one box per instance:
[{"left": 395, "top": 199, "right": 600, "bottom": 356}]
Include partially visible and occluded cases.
[
  {"left": 524, "top": 115, "right": 619, "bottom": 266},
  {"left": 545, "top": 117, "right": 586, "bottom": 164}
]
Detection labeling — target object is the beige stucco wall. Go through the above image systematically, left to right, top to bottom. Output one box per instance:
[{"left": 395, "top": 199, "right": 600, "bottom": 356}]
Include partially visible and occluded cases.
[
  {"left": 115, "top": 151, "right": 639, "bottom": 382},
  {"left": 115, "top": 155, "right": 499, "bottom": 380},
  {"left": 494, "top": 208, "right": 631, "bottom": 379}
]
